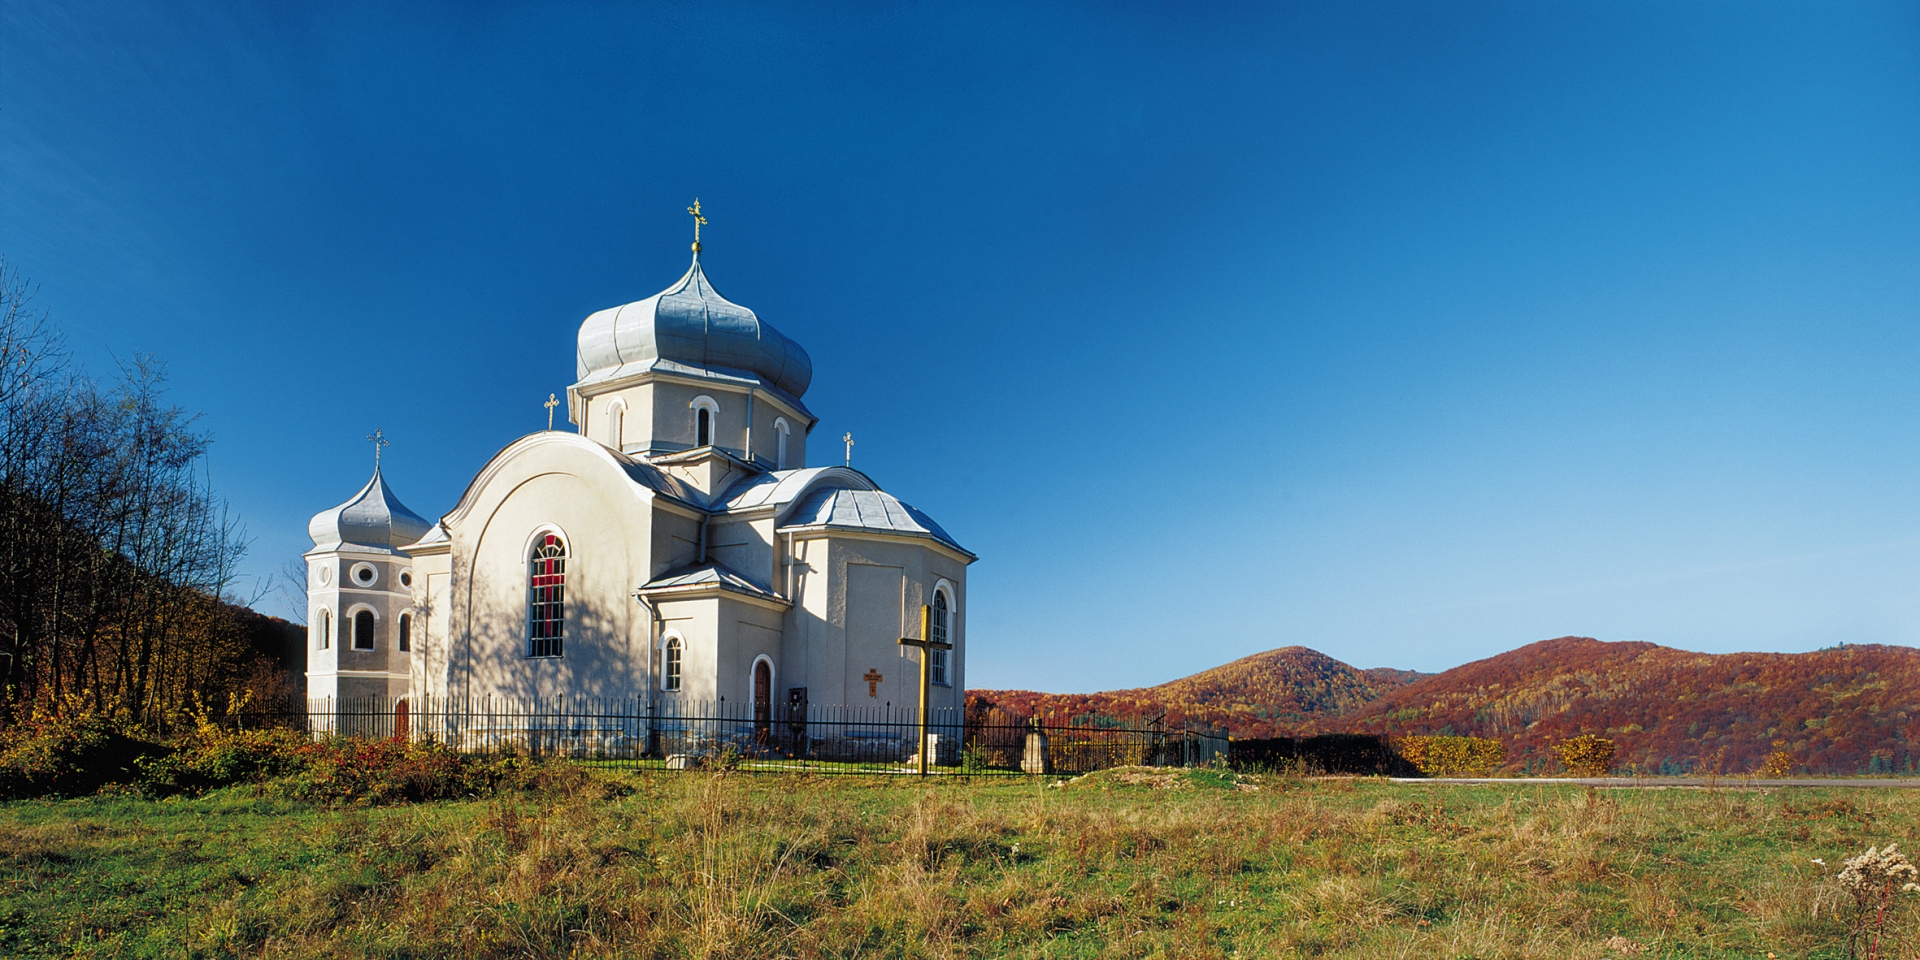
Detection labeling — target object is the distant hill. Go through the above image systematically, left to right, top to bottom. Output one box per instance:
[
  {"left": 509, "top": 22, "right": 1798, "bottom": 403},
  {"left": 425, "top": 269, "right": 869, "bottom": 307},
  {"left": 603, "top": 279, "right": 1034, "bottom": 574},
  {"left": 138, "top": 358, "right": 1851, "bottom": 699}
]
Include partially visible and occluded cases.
[
  {"left": 970, "top": 636, "right": 1920, "bottom": 775},
  {"left": 1341, "top": 636, "right": 1920, "bottom": 775},
  {"left": 970, "top": 646, "right": 1429, "bottom": 738}
]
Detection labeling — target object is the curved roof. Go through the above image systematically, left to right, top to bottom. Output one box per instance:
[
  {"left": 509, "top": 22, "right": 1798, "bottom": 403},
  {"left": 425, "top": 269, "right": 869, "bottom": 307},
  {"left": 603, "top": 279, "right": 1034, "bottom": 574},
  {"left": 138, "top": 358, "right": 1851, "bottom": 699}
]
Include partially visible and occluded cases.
[
  {"left": 576, "top": 254, "right": 813, "bottom": 398},
  {"left": 440, "top": 431, "right": 704, "bottom": 529},
  {"left": 717, "top": 465, "right": 876, "bottom": 514},
  {"left": 309, "top": 468, "right": 432, "bottom": 553},
  {"left": 781, "top": 487, "right": 973, "bottom": 559}
]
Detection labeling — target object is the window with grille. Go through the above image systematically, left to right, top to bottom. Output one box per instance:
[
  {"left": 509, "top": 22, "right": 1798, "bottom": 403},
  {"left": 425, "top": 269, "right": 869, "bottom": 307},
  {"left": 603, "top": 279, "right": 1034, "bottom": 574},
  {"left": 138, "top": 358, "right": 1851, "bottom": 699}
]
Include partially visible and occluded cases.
[
  {"left": 528, "top": 533, "right": 567, "bottom": 658},
  {"left": 930, "top": 591, "right": 950, "bottom": 686},
  {"left": 353, "top": 611, "right": 376, "bottom": 650},
  {"left": 398, "top": 614, "right": 411, "bottom": 653},
  {"left": 664, "top": 637, "right": 682, "bottom": 690}
]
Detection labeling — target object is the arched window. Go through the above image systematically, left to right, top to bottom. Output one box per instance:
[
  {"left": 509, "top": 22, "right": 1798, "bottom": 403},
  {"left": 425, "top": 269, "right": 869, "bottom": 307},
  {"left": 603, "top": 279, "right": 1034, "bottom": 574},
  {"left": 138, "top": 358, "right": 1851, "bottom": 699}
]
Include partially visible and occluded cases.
[
  {"left": 690, "top": 395, "right": 719, "bottom": 449},
  {"left": 607, "top": 401, "right": 626, "bottom": 450},
  {"left": 774, "top": 417, "right": 791, "bottom": 469},
  {"left": 528, "top": 533, "right": 567, "bottom": 658},
  {"left": 930, "top": 590, "right": 951, "bottom": 686},
  {"left": 316, "top": 610, "right": 330, "bottom": 650},
  {"left": 353, "top": 610, "right": 376, "bottom": 651},
  {"left": 398, "top": 613, "right": 412, "bottom": 653},
  {"left": 663, "top": 637, "right": 683, "bottom": 691}
]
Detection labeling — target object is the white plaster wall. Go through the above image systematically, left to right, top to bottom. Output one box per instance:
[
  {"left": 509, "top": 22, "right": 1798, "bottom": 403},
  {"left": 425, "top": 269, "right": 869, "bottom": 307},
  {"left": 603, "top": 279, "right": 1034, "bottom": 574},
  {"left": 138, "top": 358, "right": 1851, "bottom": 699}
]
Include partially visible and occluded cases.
[
  {"left": 443, "top": 438, "right": 657, "bottom": 700},
  {"left": 781, "top": 534, "right": 968, "bottom": 718}
]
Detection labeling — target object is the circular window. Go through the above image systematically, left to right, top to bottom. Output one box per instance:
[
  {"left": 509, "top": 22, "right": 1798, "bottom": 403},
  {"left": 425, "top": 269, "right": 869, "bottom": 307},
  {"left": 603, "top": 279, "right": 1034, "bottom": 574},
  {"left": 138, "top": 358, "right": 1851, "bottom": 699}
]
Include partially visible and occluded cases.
[
  {"left": 350, "top": 563, "right": 377, "bottom": 586},
  {"left": 318, "top": 566, "right": 331, "bottom": 586},
  {"left": 399, "top": 571, "right": 412, "bottom": 588}
]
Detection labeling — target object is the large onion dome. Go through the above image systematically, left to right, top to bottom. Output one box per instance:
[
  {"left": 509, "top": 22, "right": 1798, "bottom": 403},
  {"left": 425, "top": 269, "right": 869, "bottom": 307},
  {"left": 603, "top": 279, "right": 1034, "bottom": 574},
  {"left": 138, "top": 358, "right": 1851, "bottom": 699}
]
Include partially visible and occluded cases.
[
  {"left": 575, "top": 253, "right": 813, "bottom": 400},
  {"left": 308, "top": 468, "right": 432, "bottom": 552}
]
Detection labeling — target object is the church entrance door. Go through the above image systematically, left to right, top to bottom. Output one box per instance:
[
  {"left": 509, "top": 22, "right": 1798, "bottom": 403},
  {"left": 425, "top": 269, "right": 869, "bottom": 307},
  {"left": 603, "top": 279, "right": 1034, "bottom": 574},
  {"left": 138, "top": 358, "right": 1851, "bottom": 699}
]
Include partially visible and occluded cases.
[{"left": 753, "top": 661, "right": 772, "bottom": 743}]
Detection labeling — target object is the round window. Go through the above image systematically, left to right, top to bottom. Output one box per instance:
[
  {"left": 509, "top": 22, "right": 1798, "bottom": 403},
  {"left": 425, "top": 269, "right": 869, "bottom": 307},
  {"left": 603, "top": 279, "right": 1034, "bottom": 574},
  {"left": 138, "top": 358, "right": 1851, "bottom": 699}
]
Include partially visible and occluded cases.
[
  {"left": 351, "top": 563, "right": 376, "bottom": 585},
  {"left": 318, "top": 566, "right": 331, "bottom": 585},
  {"left": 399, "top": 571, "right": 412, "bottom": 587}
]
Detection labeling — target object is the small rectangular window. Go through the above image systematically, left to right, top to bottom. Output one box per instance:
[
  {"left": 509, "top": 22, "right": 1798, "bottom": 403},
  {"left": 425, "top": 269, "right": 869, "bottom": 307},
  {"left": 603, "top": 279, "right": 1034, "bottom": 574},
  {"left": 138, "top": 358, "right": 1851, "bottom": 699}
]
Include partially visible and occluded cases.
[{"left": 398, "top": 614, "right": 411, "bottom": 653}]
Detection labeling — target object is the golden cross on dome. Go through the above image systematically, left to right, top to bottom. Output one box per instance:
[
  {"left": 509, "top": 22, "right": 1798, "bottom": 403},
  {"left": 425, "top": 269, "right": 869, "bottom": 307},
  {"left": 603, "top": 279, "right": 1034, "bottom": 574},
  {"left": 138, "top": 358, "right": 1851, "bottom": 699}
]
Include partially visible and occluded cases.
[
  {"left": 687, "top": 198, "right": 707, "bottom": 253},
  {"left": 544, "top": 393, "right": 560, "bottom": 431},
  {"left": 366, "top": 428, "right": 389, "bottom": 469},
  {"left": 842, "top": 432, "right": 854, "bottom": 467}
]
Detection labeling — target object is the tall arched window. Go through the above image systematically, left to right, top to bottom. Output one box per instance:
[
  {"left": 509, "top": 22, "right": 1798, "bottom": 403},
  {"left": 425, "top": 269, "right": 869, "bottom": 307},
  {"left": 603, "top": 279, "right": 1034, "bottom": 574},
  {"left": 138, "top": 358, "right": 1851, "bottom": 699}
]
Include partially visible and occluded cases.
[
  {"left": 690, "top": 396, "right": 719, "bottom": 449},
  {"left": 607, "top": 401, "right": 626, "bottom": 450},
  {"left": 774, "top": 417, "right": 791, "bottom": 469},
  {"left": 528, "top": 533, "right": 567, "bottom": 658},
  {"left": 930, "top": 590, "right": 951, "bottom": 686},
  {"left": 316, "top": 610, "right": 330, "bottom": 650},
  {"left": 353, "top": 610, "right": 376, "bottom": 651},
  {"left": 398, "top": 613, "right": 412, "bottom": 653},
  {"left": 663, "top": 637, "right": 683, "bottom": 690}
]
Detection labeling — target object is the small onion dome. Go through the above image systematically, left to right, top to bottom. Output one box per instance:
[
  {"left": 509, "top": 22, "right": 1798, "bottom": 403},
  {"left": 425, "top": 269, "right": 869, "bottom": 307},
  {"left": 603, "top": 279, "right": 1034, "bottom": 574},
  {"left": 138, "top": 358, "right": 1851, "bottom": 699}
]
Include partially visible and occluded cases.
[
  {"left": 575, "top": 253, "right": 813, "bottom": 399},
  {"left": 308, "top": 468, "right": 432, "bottom": 552}
]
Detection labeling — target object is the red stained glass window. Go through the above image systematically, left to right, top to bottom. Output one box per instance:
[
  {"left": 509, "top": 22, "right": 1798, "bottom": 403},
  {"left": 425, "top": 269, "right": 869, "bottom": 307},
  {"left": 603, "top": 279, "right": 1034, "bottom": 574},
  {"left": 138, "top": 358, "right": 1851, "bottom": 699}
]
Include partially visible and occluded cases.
[{"left": 528, "top": 533, "right": 567, "bottom": 657}]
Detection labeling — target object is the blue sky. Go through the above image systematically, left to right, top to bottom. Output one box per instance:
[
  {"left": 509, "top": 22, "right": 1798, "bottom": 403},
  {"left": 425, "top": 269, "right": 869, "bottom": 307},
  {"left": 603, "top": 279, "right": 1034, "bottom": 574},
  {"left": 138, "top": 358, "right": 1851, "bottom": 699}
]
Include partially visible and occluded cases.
[{"left": 4, "top": 1, "right": 1919, "bottom": 691}]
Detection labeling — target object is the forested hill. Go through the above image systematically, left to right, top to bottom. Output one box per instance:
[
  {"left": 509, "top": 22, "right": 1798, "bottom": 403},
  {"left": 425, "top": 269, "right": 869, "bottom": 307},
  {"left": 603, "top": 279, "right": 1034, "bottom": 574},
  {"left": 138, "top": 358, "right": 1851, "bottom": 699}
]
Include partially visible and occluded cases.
[
  {"left": 1341, "top": 636, "right": 1920, "bottom": 775},
  {"left": 970, "top": 637, "right": 1920, "bottom": 775},
  {"left": 970, "top": 646, "right": 1429, "bottom": 738}
]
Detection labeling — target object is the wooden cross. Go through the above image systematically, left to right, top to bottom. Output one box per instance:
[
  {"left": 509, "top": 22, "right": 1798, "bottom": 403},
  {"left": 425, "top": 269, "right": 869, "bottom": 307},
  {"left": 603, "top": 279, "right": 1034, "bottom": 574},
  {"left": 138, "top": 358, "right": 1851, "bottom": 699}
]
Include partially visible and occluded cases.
[
  {"left": 687, "top": 198, "right": 707, "bottom": 252},
  {"left": 544, "top": 393, "right": 559, "bottom": 431},
  {"left": 366, "top": 428, "right": 389, "bottom": 469},
  {"left": 842, "top": 431, "right": 854, "bottom": 467},
  {"left": 898, "top": 604, "right": 953, "bottom": 777},
  {"left": 862, "top": 668, "right": 883, "bottom": 697}
]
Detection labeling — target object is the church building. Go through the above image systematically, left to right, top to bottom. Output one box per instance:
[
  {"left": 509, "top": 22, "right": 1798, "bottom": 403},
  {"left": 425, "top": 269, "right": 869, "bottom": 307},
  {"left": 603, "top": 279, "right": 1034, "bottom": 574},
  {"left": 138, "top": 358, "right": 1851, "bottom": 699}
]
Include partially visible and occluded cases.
[{"left": 305, "top": 219, "right": 975, "bottom": 737}]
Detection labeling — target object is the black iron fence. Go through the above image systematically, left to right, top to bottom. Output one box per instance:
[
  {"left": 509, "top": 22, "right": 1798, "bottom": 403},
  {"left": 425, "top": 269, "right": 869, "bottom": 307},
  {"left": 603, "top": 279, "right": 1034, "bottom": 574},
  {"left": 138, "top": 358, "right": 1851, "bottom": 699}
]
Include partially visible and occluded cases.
[{"left": 238, "top": 697, "right": 1228, "bottom": 777}]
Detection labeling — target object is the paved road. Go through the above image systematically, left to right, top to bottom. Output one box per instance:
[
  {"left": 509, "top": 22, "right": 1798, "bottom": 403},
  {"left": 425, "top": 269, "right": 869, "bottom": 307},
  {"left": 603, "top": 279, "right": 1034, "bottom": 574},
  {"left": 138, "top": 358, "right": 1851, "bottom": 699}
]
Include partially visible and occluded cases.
[{"left": 1392, "top": 776, "right": 1920, "bottom": 788}]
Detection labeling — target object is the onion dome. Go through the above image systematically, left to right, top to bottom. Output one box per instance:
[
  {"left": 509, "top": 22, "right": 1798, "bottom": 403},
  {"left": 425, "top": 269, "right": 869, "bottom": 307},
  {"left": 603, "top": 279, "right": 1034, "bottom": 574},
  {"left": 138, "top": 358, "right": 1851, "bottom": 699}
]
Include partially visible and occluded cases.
[
  {"left": 575, "top": 253, "right": 813, "bottom": 399},
  {"left": 308, "top": 468, "right": 432, "bottom": 552}
]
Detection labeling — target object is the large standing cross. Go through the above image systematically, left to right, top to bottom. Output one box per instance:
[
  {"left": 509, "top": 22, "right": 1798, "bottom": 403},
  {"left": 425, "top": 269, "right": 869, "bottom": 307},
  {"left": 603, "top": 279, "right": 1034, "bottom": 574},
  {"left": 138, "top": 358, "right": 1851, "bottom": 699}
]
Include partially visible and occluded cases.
[
  {"left": 687, "top": 198, "right": 707, "bottom": 253},
  {"left": 544, "top": 393, "right": 560, "bottom": 431},
  {"left": 366, "top": 428, "right": 389, "bottom": 469},
  {"left": 842, "top": 432, "right": 854, "bottom": 467},
  {"left": 898, "top": 605, "right": 953, "bottom": 777},
  {"left": 862, "top": 668, "right": 883, "bottom": 697}
]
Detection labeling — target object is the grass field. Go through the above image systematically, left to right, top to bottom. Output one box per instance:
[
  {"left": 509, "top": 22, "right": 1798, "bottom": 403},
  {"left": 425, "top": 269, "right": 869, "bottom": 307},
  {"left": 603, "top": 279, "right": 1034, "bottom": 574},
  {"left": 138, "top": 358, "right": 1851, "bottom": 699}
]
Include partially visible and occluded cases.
[{"left": 1, "top": 767, "right": 1914, "bottom": 959}]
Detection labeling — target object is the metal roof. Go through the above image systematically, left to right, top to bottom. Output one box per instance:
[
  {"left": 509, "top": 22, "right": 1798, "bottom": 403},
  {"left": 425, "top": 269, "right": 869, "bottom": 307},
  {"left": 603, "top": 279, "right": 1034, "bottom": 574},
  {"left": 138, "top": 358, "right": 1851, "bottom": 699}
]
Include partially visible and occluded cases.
[
  {"left": 575, "top": 253, "right": 813, "bottom": 399},
  {"left": 716, "top": 466, "right": 874, "bottom": 513},
  {"left": 308, "top": 468, "right": 433, "bottom": 552},
  {"left": 779, "top": 488, "right": 972, "bottom": 558},
  {"left": 638, "top": 560, "right": 787, "bottom": 603}
]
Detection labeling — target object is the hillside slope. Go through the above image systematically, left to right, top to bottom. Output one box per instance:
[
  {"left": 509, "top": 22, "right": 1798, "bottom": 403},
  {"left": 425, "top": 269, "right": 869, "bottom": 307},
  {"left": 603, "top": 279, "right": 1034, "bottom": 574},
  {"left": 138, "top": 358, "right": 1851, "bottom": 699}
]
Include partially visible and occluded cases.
[
  {"left": 1343, "top": 637, "right": 1920, "bottom": 775},
  {"left": 971, "top": 646, "right": 1427, "bottom": 738}
]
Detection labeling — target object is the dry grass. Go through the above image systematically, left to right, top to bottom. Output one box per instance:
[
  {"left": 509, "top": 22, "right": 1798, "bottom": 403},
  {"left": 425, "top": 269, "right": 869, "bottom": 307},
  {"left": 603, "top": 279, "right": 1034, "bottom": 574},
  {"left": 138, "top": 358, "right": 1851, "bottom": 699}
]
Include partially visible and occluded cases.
[{"left": 2, "top": 768, "right": 1917, "bottom": 958}]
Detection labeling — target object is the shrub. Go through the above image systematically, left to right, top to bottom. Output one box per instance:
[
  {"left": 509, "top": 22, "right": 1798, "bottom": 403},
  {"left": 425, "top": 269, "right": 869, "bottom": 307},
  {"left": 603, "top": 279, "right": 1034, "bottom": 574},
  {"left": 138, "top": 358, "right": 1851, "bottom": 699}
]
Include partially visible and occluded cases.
[
  {"left": 0, "top": 711, "right": 164, "bottom": 799},
  {"left": 137, "top": 726, "right": 316, "bottom": 795},
  {"left": 1554, "top": 735, "right": 1616, "bottom": 777},
  {"left": 272, "top": 736, "right": 488, "bottom": 804},
  {"left": 1396, "top": 736, "right": 1505, "bottom": 777}
]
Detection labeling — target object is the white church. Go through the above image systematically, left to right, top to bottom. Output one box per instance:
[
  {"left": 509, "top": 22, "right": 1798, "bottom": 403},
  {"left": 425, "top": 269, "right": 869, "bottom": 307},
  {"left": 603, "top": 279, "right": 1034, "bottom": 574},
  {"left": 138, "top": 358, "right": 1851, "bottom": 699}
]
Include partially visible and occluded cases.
[{"left": 303, "top": 219, "right": 974, "bottom": 740}]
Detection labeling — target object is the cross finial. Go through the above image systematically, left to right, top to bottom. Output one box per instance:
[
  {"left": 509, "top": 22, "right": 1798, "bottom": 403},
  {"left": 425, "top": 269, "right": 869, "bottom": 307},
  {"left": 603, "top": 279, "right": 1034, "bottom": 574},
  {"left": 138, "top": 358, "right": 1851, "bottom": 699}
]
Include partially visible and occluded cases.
[
  {"left": 687, "top": 198, "right": 707, "bottom": 253},
  {"left": 544, "top": 393, "right": 560, "bottom": 431},
  {"left": 366, "top": 429, "right": 390, "bottom": 469},
  {"left": 842, "top": 431, "right": 854, "bottom": 467}
]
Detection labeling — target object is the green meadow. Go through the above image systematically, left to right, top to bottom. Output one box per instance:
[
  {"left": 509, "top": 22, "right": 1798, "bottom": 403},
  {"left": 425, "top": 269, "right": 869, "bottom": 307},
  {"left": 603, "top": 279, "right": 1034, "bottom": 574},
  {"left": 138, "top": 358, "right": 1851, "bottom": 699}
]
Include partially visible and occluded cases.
[{"left": 1, "top": 769, "right": 1912, "bottom": 959}]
